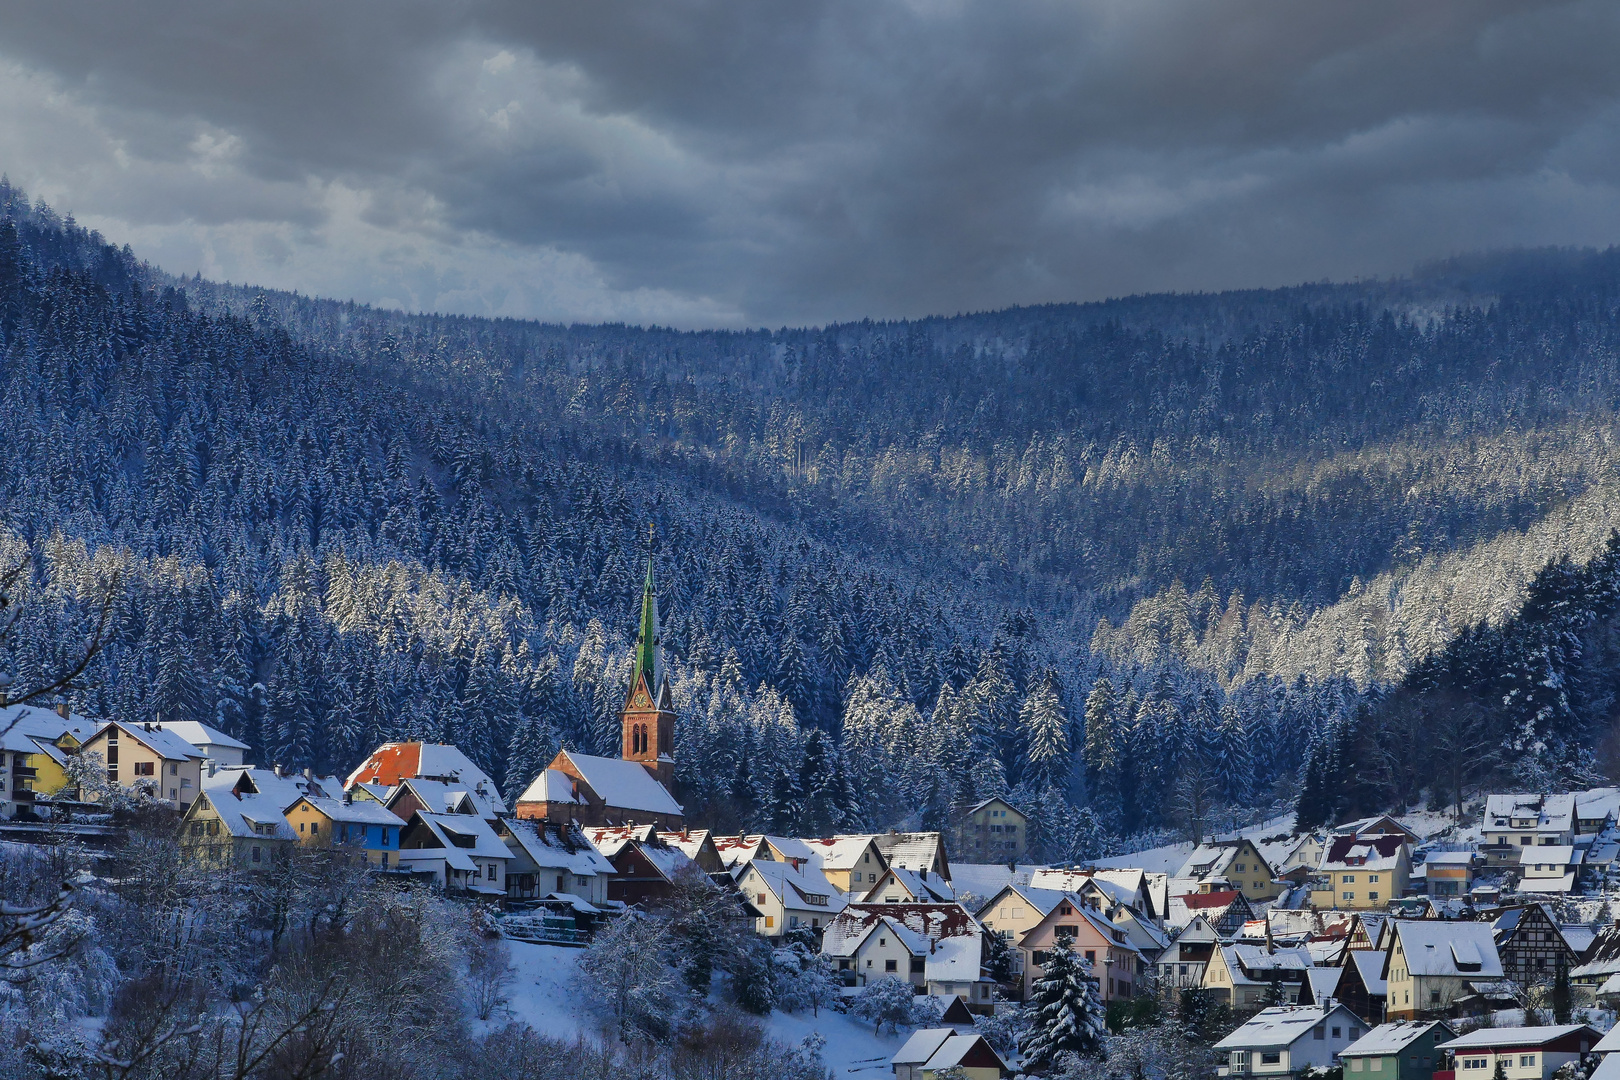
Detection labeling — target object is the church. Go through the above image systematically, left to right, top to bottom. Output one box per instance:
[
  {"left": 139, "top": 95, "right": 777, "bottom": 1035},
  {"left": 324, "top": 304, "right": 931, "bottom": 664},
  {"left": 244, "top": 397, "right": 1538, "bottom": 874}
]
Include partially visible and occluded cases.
[{"left": 514, "top": 559, "right": 686, "bottom": 830}]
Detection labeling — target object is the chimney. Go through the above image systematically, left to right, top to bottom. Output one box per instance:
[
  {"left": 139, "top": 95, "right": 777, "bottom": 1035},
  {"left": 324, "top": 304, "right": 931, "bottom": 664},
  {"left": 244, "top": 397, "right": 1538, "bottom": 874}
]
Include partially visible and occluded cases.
[
  {"left": 54, "top": 701, "right": 69, "bottom": 720},
  {"left": 143, "top": 722, "right": 152, "bottom": 731},
  {"left": 207, "top": 761, "right": 218, "bottom": 778},
  {"left": 273, "top": 765, "right": 283, "bottom": 778},
  {"left": 303, "top": 767, "right": 312, "bottom": 780}
]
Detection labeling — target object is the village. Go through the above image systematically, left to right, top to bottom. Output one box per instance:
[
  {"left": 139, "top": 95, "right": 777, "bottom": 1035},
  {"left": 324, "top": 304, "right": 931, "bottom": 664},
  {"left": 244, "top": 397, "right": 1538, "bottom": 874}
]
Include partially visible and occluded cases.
[{"left": 11, "top": 572, "right": 1620, "bottom": 1079}]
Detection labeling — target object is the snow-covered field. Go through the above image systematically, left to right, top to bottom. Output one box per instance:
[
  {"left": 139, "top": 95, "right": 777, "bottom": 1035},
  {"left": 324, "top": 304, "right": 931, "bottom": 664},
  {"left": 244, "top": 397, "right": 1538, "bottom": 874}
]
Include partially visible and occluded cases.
[
  {"left": 1090, "top": 812, "right": 1296, "bottom": 874},
  {"left": 500, "top": 941, "right": 903, "bottom": 1074}
]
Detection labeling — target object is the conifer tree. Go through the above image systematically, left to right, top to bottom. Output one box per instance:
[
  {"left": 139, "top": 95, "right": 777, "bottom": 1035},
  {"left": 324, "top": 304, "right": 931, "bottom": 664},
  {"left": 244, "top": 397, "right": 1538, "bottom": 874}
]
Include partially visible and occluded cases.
[{"left": 1019, "top": 941, "right": 1107, "bottom": 1067}]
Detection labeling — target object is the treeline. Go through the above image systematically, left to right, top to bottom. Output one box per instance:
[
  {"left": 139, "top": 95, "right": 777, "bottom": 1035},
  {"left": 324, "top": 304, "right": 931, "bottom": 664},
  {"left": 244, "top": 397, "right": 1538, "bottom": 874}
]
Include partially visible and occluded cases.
[{"left": 1296, "top": 531, "right": 1620, "bottom": 827}]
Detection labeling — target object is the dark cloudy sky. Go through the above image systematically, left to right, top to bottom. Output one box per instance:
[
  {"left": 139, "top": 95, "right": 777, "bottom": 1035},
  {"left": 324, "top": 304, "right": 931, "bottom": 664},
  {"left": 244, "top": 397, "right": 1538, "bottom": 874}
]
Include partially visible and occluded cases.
[{"left": 3, "top": 1, "right": 1620, "bottom": 327}]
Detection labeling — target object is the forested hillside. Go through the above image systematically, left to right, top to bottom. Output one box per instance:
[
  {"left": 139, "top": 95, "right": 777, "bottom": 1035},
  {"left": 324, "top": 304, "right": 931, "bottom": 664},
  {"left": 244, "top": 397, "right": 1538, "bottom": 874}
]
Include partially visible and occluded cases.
[{"left": 7, "top": 175, "right": 1620, "bottom": 851}]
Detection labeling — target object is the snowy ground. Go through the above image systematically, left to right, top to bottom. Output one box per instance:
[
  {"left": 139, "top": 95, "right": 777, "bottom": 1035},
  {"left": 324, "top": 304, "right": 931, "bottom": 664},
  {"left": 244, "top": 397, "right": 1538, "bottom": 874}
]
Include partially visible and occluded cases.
[
  {"left": 1090, "top": 812, "right": 1296, "bottom": 874},
  {"left": 499, "top": 940, "right": 906, "bottom": 1074},
  {"left": 500, "top": 942, "right": 602, "bottom": 1042},
  {"left": 765, "top": 1008, "right": 907, "bottom": 1078}
]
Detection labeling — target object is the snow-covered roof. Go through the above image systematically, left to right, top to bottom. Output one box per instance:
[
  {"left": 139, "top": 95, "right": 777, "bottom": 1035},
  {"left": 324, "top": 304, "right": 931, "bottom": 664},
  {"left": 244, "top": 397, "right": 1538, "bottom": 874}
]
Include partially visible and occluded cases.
[
  {"left": 0, "top": 704, "right": 99, "bottom": 745},
  {"left": 97, "top": 720, "right": 204, "bottom": 760},
  {"left": 162, "top": 720, "right": 250, "bottom": 752},
  {"left": 346, "top": 742, "right": 506, "bottom": 812},
  {"left": 558, "top": 751, "right": 682, "bottom": 817},
  {"left": 206, "top": 765, "right": 331, "bottom": 809},
  {"left": 517, "top": 768, "right": 583, "bottom": 805},
  {"left": 392, "top": 776, "right": 502, "bottom": 821},
  {"left": 351, "top": 781, "right": 393, "bottom": 803},
  {"left": 192, "top": 787, "right": 296, "bottom": 841},
  {"left": 1576, "top": 789, "right": 1620, "bottom": 821},
  {"left": 1483, "top": 794, "right": 1575, "bottom": 832},
  {"left": 291, "top": 795, "right": 401, "bottom": 826},
  {"left": 409, "top": 811, "right": 511, "bottom": 862},
  {"left": 501, "top": 819, "right": 614, "bottom": 876},
  {"left": 584, "top": 824, "right": 658, "bottom": 858},
  {"left": 658, "top": 828, "right": 716, "bottom": 864},
  {"left": 867, "top": 831, "right": 948, "bottom": 877},
  {"left": 713, "top": 834, "right": 770, "bottom": 869},
  {"left": 800, "top": 835, "right": 881, "bottom": 872},
  {"left": 1319, "top": 835, "right": 1406, "bottom": 872},
  {"left": 765, "top": 836, "right": 815, "bottom": 863},
  {"left": 640, "top": 843, "right": 695, "bottom": 884},
  {"left": 1520, "top": 845, "right": 1579, "bottom": 870},
  {"left": 1423, "top": 851, "right": 1476, "bottom": 866},
  {"left": 743, "top": 859, "right": 847, "bottom": 912},
  {"left": 952, "top": 863, "right": 1033, "bottom": 905},
  {"left": 866, "top": 867, "right": 954, "bottom": 903},
  {"left": 1517, "top": 872, "right": 1577, "bottom": 893},
  {"left": 976, "top": 884, "right": 1072, "bottom": 921},
  {"left": 822, "top": 903, "right": 980, "bottom": 956},
  {"left": 831, "top": 915, "right": 929, "bottom": 959},
  {"left": 1392, "top": 921, "right": 1502, "bottom": 978},
  {"left": 1563, "top": 925, "right": 1597, "bottom": 956},
  {"left": 925, "top": 934, "right": 984, "bottom": 983},
  {"left": 1220, "top": 944, "right": 1312, "bottom": 985},
  {"left": 1347, "top": 949, "right": 1388, "bottom": 995},
  {"left": 1306, "top": 966, "right": 1342, "bottom": 1001},
  {"left": 1214, "top": 1005, "right": 1358, "bottom": 1050},
  {"left": 1341, "top": 1020, "right": 1452, "bottom": 1057},
  {"left": 1438, "top": 1025, "right": 1596, "bottom": 1050},
  {"left": 892, "top": 1029, "right": 954, "bottom": 1067},
  {"left": 922, "top": 1033, "right": 1002, "bottom": 1071}
]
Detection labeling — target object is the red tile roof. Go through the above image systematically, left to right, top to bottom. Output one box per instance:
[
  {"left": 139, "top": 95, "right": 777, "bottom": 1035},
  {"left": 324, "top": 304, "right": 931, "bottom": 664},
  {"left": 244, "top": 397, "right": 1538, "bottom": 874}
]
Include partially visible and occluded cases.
[{"left": 1181, "top": 890, "right": 1243, "bottom": 909}]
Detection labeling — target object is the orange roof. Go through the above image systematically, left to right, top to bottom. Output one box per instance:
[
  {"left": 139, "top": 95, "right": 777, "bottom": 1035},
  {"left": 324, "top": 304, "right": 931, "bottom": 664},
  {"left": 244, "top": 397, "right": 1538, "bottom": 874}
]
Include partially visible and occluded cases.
[
  {"left": 348, "top": 742, "right": 423, "bottom": 788},
  {"left": 1181, "top": 890, "right": 1243, "bottom": 909}
]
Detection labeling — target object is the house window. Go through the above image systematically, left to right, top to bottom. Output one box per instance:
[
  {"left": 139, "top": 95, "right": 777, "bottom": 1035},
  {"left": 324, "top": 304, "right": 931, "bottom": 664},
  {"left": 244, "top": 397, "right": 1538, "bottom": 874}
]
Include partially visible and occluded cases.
[
  {"left": 134, "top": 761, "right": 155, "bottom": 776},
  {"left": 169, "top": 762, "right": 178, "bottom": 775},
  {"left": 311, "top": 822, "right": 319, "bottom": 835},
  {"left": 251, "top": 845, "right": 262, "bottom": 863},
  {"left": 486, "top": 864, "right": 496, "bottom": 881},
  {"left": 1342, "top": 875, "right": 1355, "bottom": 883},
  {"left": 1368, "top": 875, "right": 1379, "bottom": 883},
  {"left": 1343, "top": 892, "right": 1354, "bottom": 900},
  {"left": 1369, "top": 892, "right": 1379, "bottom": 900},
  {"left": 764, "top": 917, "right": 774, "bottom": 928},
  {"left": 1085, "top": 951, "right": 1095, "bottom": 963},
  {"left": 910, "top": 958, "right": 924, "bottom": 974},
  {"left": 885, "top": 960, "right": 897, "bottom": 972},
  {"left": 1429, "top": 990, "right": 1440, "bottom": 1004},
  {"left": 1314, "top": 1025, "right": 1325, "bottom": 1040},
  {"left": 1332, "top": 1027, "right": 1341, "bottom": 1038},
  {"left": 1230, "top": 1051, "right": 1250, "bottom": 1071},
  {"left": 1260, "top": 1053, "right": 1280, "bottom": 1065},
  {"left": 1520, "top": 1056, "right": 1535, "bottom": 1068}
]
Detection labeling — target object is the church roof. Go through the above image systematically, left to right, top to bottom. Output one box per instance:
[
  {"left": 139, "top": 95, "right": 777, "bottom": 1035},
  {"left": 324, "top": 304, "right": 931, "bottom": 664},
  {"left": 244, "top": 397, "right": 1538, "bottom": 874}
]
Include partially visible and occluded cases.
[{"left": 560, "top": 750, "right": 683, "bottom": 817}]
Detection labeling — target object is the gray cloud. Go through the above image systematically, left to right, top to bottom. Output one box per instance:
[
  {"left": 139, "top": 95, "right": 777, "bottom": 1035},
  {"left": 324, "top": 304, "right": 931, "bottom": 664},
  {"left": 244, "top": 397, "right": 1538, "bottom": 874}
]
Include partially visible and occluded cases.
[{"left": 1, "top": 0, "right": 1619, "bottom": 326}]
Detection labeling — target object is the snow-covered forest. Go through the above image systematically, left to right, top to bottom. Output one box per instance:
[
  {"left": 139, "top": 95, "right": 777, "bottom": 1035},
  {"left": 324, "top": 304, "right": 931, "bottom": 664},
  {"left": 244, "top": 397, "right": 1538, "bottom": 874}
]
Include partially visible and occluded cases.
[{"left": 6, "top": 179, "right": 1620, "bottom": 843}]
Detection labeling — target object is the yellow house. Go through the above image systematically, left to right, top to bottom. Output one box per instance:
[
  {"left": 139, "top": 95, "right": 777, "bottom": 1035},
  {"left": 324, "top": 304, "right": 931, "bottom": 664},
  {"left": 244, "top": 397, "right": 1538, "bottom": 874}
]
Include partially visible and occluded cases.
[
  {"left": 0, "top": 704, "right": 102, "bottom": 817},
  {"left": 79, "top": 721, "right": 204, "bottom": 809},
  {"left": 284, "top": 794, "right": 404, "bottom": 867},
  {"left": 801, "top": 835, "right": 888, "bottom": 893},
  {"left": 1309, "top": 835, "right": 1411, "bottom": 910},
  {"left": 1173, "top": 837, "right": 1280, "bottom": 903},
  {"left": 1383, "top": 920, "right": 1502, "bottom": 1020}
]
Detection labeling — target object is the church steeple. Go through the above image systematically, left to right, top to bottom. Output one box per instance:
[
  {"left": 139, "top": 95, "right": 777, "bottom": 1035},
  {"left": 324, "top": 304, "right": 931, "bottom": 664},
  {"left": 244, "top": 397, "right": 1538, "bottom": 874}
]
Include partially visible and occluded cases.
[
  {"left": 622, "top": 532, "right": 676, "bottom": 791},
  {"left": 630, "top": 557, "right": 661, "bottom": 694}
]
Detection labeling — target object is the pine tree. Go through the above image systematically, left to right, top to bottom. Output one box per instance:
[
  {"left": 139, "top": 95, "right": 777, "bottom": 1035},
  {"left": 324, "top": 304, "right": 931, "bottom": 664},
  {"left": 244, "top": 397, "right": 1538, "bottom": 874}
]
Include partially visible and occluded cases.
[
  {"left": 1021, "top": 670, "right": 1070, "bottom": 789},
  {"left": 1018, "top": 941, "right": 1107, "bottom": 1066}
]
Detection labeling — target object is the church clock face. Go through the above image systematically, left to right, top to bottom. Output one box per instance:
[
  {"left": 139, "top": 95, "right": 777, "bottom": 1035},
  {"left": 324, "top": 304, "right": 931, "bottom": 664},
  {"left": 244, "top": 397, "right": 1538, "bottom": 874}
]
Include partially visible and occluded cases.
[{"left": 634, "top": 691, "right": 649, "bottom": 708}]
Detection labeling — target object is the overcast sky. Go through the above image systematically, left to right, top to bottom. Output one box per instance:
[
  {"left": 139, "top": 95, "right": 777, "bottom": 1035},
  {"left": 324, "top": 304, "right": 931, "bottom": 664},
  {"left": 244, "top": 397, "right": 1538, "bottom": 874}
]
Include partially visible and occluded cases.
[{"left": 3, "top": 1, "right": 1620, "bottom": 328}]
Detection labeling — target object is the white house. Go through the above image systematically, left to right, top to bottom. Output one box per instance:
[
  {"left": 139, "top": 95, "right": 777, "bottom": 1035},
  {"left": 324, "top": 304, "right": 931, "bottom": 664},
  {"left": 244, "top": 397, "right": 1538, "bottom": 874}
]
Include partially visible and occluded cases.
[
  {"left": 162, "top": 721, "right": 250, "bottom": 769},
  {"left": 1481, "top": 795, "right": 1576, "bottom": 867},
  {"left": 397, "top": 810, "right": 510, "bottom": 895},
  {"left": 1517, "top": 845, "right": 1582, "bottom": 894},
  {"left": 734, "top": 858, "right": 846, "bottom": 935},
  {"left": 1214, "top": 1003, "right": 1367, "bottom": 1078},
  {"left": 1437, "top": 1025, "right": 1601, "bottom": 1080}
]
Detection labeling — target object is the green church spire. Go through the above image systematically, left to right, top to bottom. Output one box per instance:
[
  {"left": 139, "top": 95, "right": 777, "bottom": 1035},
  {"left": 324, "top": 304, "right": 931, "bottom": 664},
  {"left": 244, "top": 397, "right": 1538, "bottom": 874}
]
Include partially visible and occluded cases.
[{"left": 632, "top": 554, "right": 660, "bottom": 693}]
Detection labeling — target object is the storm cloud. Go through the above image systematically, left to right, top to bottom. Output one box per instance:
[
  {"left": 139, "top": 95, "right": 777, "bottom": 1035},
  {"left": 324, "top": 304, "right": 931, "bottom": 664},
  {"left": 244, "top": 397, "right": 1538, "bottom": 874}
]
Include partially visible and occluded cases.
[{"left": 2, "top": 0, "right": 1620, "bottom": 326}]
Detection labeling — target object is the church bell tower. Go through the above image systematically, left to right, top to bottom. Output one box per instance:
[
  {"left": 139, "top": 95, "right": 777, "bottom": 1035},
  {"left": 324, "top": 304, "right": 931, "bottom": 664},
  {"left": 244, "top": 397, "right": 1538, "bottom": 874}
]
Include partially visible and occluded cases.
[{"left": 621, "top": 552, "right": 677, "bottom": 790}]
